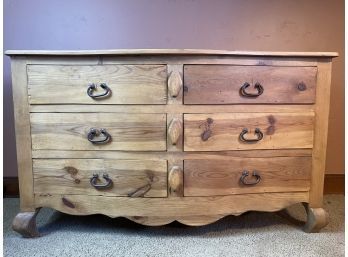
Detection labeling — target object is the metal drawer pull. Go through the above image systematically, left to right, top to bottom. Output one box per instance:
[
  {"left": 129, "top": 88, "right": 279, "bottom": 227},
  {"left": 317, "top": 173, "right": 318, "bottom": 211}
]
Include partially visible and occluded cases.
[
  {"left": 240, "top": 82, "right": 264, "bottom": 97},
  {"left": 87, "top": 83, "right": 111, "bottom": 99},
  {"left": 87, "top": 128, "right": 111, "bottom": 144},
  {"left": 239, "top": 128, "right": 263, "bottom": 142},
  {"left": 240, "top": 170, "right": 261, "bottom": 185},
  {"left": 90, "top": 173, "right": 113, "bottom": 190}
]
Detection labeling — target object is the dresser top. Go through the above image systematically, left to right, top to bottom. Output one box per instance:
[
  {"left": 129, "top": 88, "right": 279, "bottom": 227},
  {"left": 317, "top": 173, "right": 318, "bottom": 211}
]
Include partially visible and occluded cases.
[{"left": 5, "top": 49, "right": 338, "bottom": 57}]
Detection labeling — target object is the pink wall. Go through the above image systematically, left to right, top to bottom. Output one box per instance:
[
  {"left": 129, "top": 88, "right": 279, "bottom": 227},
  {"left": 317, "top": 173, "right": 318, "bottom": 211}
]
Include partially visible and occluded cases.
[{"left": 4, "top": 0, "right": 344, "bottom": 176}]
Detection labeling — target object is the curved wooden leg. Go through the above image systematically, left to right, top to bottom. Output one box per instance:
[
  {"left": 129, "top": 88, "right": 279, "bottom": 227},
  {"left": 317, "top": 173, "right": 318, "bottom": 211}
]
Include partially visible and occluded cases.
[
  {"left": 303, "top": 203, "right": 329, "bottom": 233},
  {"left": 12, "top": 209, "right": 41, "bottom": 238}
]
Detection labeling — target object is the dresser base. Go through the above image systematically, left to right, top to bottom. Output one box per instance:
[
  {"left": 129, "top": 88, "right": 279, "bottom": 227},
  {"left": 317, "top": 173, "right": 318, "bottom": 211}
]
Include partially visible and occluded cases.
[
  {"left": 12, "top": 192, "right": 329, "bottom": 237},
  {"left": 12, "top": 205, "right": 328, "bottom": 238}
]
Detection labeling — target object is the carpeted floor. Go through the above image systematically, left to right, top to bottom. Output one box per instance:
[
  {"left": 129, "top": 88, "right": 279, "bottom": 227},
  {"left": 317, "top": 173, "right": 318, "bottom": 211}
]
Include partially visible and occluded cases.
[{"left": 3, "top": 195, "right": 344, "bottom": 257}]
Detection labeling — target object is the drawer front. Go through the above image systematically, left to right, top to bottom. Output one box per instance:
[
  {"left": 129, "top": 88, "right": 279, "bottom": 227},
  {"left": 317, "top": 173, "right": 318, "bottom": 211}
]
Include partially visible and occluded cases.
[
  {"left": 28, "top": 65, "right": 167, "bottom": 104},
  {"left": 183, "top": 65, "right": 317, "bottom": 104},
  {"left": 31, "top": 113, "right": 167, "bottom": 151},
  {"left": 184, "top": 113, "right": 314, "bottom": 151},
  {"left": 184, "top": 157, "right": 311, "bottom": 196},
  {"left": 33, "top": 159, "right": 167, "bottom": 197}
]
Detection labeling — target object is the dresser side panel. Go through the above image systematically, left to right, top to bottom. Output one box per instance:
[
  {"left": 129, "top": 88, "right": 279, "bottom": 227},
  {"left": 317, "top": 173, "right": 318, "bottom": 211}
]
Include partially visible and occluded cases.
[
  {"left": 10, "top": 57, "right": 35, "bottom": 211},
  {"left": 310, "top": 59, "right": 333, "bottom": 207}
]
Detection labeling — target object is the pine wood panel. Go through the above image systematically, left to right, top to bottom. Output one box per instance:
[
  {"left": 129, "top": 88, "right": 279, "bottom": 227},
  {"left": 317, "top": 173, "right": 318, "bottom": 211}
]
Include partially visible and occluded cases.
[
  {"left": 27, "top": 65, "right": 167, "bottom": 104},
  {"left": 184, "top": 65, "right": 317, "bottom": 104},
  {"left": 30, "top": 113, "right": 167, "bottom": 151},
  {"left": 184, "top": 113, "right": 314, "bottom": 151},
  {"left": 184, "top": 157, "right": 311, "bottom": 196},
  {"left": 33, "top": 159, "right": 167, "bottom": 197},
  {"left": 34, "top": 192, "right": 309, "bottom": 217}
]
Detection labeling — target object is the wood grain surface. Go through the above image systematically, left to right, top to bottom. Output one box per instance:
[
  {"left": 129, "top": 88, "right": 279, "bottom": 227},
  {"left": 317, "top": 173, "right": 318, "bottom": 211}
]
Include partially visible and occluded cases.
[
  {"left": 28, "top": 65, "right": 167, "bottom": 104},
  {"left": 184, "top": 65, "right": 317, "bottom": 104},
  {"left": 184, "top": 112, "right": 314, "bottom": 151},
  {"left": 30, "top": 113, "right": 167, "bottom": 151},
  {"left": 184, "top": 157, "right": 311, "bottom": 196},
  {"left": 33, "top": 159, "right": 167, "bottom": 197}
]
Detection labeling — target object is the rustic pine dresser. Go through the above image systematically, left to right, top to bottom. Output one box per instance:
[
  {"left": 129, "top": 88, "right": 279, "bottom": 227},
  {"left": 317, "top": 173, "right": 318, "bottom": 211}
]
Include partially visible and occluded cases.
[{"left": 6, "top": 49, "right": 337, "bottom": 237}]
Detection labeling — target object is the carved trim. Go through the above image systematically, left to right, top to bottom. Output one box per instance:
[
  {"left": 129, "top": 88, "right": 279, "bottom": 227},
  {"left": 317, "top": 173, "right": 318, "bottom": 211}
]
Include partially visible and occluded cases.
[
  {"left": 168, "top": 71, "right": 182, "bottom": 98},
  {"left": 168, "top": 118, "right": 182, "bottom": 145},
  {"left": 168, "top": 166, "right": 183, "bottom": 197},
  {"left": 126, "top": 215, "right": 224, "bottom": 226},
  {"left": 177, "top": 215, "right": 224, "bottom": 226},
  {"left": 126, "top": 216, "right": 175, "bottom": 226}
]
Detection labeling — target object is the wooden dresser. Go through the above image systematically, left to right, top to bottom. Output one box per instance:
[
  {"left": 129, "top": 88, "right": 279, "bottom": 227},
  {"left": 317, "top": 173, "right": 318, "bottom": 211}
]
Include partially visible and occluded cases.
[{"left": 6, "top": 49, "right": 337, "bottom": 237}]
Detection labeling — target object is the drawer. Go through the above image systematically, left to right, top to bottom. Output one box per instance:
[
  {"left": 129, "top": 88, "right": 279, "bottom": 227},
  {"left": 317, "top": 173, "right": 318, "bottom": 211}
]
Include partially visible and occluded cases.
[
  {"left": 27, "top": 65, "right": 167, "bottom": 104},
  {"left": 183, "top": 65, "right": 317, "bottom": 104},
  {"left": 31, "top": 113, "right": 167, "bottom": 151},
  {"left": 184, "top": 113, "right": 314, "bottom": 151},
  {"left": 184, "top": 157, "right": 311, "bottom": 196},
  {"left": 33, "top": 159, "right": 167, "bottom": 197}
]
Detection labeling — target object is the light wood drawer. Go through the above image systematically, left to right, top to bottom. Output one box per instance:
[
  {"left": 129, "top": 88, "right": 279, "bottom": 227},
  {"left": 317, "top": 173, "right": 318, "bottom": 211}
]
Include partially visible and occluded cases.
[
  {"left": 27, "top": 65, "right": 167, "bottom": 104},
  {"left": 183, "top": 65, "right": 317, "bottom": 104},
  {"left": 31, "top": 113, "right": 167, "bottom": 151},
  {"left": 184, "top": 113, "right": 314, "bottom": 151},
  {"left": 184, "top": 157, "right": 311, "bottom": 196},
  {"left": 33, "top": 159, "right": 167, "bottom": 197}
]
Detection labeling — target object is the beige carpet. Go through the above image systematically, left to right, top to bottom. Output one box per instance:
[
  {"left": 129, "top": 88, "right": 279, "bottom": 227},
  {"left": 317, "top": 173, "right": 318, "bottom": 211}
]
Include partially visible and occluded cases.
[{"left": 3, "top": 195, "right": 344, "bottom": 257}]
